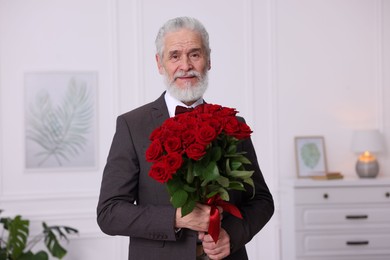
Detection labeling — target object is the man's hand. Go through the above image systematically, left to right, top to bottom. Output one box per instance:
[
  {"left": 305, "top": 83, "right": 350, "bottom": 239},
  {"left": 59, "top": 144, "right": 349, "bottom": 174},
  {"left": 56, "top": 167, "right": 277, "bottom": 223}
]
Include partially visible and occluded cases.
[
  {"left": 175, "top": 203, "right": 212, "bottom": 232},
  {"left": 198, "top": 228, "right": 231, "bottom": 260}
]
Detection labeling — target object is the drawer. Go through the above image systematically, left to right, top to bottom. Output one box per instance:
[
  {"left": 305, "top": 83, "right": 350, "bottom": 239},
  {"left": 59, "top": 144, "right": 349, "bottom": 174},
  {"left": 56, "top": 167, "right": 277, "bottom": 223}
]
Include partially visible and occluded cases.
[
  {"left": 295, "top": 186, "right": 390, "bottom": 204},
  {"left": 296, "top": 205, "right": 390, "bottom": 229},
  {"left": 296, "top": 231, "right": 390, "bottom": 257}
]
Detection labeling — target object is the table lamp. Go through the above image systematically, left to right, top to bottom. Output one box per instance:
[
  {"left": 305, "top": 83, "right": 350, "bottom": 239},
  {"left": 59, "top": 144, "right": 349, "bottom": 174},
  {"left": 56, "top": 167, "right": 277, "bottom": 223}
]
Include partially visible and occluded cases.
[{"left": 351, "top": 129, "right": 385, "bottom": 178}]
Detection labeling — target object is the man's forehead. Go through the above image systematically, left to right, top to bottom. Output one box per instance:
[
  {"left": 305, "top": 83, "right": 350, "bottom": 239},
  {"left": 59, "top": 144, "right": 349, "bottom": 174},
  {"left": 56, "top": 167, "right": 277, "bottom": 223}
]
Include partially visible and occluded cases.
[{"left": 164, "top": 29, "right": 203, "bottom": 48}]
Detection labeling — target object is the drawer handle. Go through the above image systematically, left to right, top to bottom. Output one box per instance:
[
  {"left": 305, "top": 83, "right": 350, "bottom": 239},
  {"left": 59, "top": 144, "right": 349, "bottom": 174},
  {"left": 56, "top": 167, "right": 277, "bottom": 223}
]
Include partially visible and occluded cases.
[
  {"left": 386, "top": 192, "right": 390, "bottom": 198},
  {"left": 323, "top": 193, "right": 328, "bottom": 199},
  {"left": 345, "top": 215, "right": 368, "bottom": 220},
  {"left": 346, "top": 241, "right": 369, "bottom": 246}
]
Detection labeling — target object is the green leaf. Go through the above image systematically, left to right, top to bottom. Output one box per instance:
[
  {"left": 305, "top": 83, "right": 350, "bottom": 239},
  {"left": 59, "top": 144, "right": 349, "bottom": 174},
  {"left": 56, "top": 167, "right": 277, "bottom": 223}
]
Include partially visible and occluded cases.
[
  {"left": 227, "top": 144, "right": 237, "bottom": 154},
  {"left": 211, "top": 146, "right": 222, "bottom": 161},
  {"left": 234, "top": 155, "right": 252, "bottom": 164},
  {"left": 225, "top": 158, "right": 232, "bottom": 175},
  {"left": 230, "top": 160, "right": 242, "bottom": 170},
  {"left": 193, "top": 161, "right": 203, "bottom": 177},
  {"left": 201, "top": 161, "right": 220, "bottom": 186},
  {"left": 186, "top": 162, "right": 194, "bottom": 183},
  {"left": 229, "top": 170, "right": 254, "bottom": 179},
  {"left": 216, "top": 175, "right": 229, "bottom": 188},
  {"left": 166, "top": 177, "right": 182, "bottom": 196},
  {"left": 244, "top": 178, "right": 255, "bottom": 188},
  {"left": 228, "top": 181, "right": 246, "bottom": 191},
  {"left": 182, "top": 184, "right": 197, "bottom": 193},
  {"left": 218, "top": 188, "right": 230, "bottom": 201},
  {"left": 171, "top": 189, "right": 188, "bottom": 208},
  {"left": 206, "top": 189, "right": 220, "bottom": 198},
  {"left": 181, "top": 199, "right": 196, "bottom": 217},
  {"left": 6, "top": 215, "right": 29, "bottom": 259},
  {"left": 43, "top": 223, "right": 78, "bottom": 259},
  {"left": 0, "top": 248, "right": 8, "bottom": 260},
  {"left": 19, "top": 251, "right": 49, "bottom": 260}
]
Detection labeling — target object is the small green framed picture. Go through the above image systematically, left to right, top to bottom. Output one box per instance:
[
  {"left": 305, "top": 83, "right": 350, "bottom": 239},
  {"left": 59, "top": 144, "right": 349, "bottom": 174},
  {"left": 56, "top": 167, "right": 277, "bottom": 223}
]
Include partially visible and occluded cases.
[{"left": 295, "top": 136, "right": 328, "bottom": 178}]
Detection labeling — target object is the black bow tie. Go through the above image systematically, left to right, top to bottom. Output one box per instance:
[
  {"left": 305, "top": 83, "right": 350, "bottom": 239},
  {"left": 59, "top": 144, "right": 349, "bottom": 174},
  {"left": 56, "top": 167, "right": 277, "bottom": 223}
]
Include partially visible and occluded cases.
[{"left": 175, "top": 106, "right": 194, "bottom": 115}]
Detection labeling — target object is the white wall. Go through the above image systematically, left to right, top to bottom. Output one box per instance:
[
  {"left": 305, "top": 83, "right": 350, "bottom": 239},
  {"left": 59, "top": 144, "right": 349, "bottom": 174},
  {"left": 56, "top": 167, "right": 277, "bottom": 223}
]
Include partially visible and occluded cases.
[{"left": 0, "top": 0, "right": 389, "bottom": 259}]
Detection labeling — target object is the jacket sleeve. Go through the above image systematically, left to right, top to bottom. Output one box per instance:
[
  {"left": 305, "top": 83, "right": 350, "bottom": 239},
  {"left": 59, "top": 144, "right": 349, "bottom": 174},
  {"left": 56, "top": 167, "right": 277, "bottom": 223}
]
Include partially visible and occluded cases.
[
  {"left": 96, "top": 115, "right": 178, "bottom": 241},
  {"left": 221, "top": 125, "right": 274, "bottom": 254}
]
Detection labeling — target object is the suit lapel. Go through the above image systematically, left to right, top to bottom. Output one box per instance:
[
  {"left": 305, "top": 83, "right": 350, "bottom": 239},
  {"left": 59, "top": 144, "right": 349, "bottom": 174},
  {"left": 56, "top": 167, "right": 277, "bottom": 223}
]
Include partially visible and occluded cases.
[{"left": 150, "top": 92, "right": 170, "bottom": 130}]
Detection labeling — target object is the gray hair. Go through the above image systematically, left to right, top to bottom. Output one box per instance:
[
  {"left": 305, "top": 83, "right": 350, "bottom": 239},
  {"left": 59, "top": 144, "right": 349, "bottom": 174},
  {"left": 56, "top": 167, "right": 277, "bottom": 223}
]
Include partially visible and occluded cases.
[{"left": 155, "top": 17, "right": 211, "bottom": 61}]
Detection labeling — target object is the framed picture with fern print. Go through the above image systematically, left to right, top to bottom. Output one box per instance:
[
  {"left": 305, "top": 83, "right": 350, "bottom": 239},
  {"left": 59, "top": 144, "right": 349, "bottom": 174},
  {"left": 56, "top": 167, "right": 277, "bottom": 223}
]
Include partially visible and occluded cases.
[
  {"left": 24, "top": 71, "right": 98, "bottom": 170},
  {"left": 294, "top": 136, "right": 328, "bottom": 178}
]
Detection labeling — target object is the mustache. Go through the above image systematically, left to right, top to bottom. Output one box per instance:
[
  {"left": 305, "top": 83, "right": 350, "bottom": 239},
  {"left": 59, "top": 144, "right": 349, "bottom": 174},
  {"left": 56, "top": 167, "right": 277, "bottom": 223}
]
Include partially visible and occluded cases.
[{"left": 173, "top": 70, "right": 202, "bottom": 81}]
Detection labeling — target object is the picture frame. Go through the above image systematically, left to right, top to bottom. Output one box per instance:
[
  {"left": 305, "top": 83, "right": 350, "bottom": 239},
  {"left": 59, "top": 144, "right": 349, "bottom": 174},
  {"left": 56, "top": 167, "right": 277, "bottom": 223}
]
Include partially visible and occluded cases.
[
  {"left": 24, "top": 71, "right": 98, "bottom": 170},
  {"left": 295, "top": 136, "right": 328, "bottom": 178}
]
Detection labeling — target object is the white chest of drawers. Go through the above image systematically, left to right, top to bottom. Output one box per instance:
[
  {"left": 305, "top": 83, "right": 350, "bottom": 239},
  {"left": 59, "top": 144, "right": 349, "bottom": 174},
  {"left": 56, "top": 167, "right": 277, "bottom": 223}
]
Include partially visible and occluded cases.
[{"left": 280, "top": 178, "right": 390, "bottom": 260}]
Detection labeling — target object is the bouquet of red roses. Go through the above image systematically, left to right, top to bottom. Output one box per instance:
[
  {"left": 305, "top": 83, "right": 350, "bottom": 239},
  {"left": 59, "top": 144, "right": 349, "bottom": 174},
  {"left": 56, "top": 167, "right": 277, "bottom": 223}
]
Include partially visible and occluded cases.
[{"left": 145, "top": 104, "right": 254, "bottom": 242}]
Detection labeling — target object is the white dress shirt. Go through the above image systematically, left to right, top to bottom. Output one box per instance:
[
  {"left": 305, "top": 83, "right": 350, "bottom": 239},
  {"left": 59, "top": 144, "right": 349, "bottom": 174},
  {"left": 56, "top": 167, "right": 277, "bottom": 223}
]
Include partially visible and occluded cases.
[{"left": 164, "top": 91, "right": 204, "bottom": 118}]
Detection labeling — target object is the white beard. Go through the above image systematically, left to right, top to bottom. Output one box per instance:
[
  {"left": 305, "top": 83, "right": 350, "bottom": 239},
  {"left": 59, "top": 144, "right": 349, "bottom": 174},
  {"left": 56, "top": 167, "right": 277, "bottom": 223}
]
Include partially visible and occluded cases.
[{"left": 163, "top": 69, "right": 208, "bottom": 103}]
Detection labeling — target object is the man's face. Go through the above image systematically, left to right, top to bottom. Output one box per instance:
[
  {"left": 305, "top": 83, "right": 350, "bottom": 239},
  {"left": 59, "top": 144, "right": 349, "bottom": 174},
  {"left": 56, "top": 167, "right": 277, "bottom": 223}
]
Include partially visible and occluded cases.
[{"left": 156, "top": 29, "right": 211, "bottom": 103}]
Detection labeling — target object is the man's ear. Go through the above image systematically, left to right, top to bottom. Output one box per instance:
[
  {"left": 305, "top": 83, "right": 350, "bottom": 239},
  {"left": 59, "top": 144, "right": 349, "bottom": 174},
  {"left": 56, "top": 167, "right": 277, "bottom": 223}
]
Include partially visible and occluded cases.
[{"left": 156, "top": 54, "right": 164, "bottom": 75}]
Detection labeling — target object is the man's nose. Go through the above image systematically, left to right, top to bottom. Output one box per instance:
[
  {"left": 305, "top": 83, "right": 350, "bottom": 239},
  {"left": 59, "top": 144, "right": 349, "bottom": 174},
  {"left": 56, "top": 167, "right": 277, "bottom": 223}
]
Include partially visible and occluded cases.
[{"left": 179, "top": 56, "right": 193, "bottom": 71}]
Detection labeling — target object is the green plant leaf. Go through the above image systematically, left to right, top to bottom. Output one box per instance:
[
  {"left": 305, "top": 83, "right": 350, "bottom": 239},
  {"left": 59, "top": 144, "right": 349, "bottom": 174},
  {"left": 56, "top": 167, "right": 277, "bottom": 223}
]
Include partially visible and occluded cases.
[
  {"left": 226, "top": 144, "right": 237, "bottom": 154},
  {"left": 211, "top": 146, "right": 222, "bottom": 161},
  {"left": 235, "top": 155, "right": 251, "bottom": 164},
  {"left": 230, "top": 160, "right": 243, "bottom": 171},
  {"left": 201, "top": 161, "right": 220, "bottom": 186},
  {"left": 186, "top": 163, "right": 194, "bottom": 183},
  {"left": 228, "top": 170, "right": 254, "bottom": 179},
  {"left": 216, "top": 175, "right": 229, "bottom": 187},
  {"left": 166, "top": 176, "right": 182, "bottom": 196},
  {"left": 244, "top": 178, "right": 256, "bottom": 198},
  {"left": 228, "top": 181, "right": 246, "bottom": 191},
  {"left": 182, "top": 184, "right": 197, "bottom": 193},
  {"left": 218, "top": 188, "right": 230, "bottom": 201},
  {"left": 171, "top": 189, "right": 188, "bottom": 208},
  {"left": 181, "top": 199, "right": 196, "bottom": 217},
  {"left": 6, "top": 215, "right": 29, "bottom": 259},
  {"left": 43, "top": 222, "right": 78, "bottom": 259},
  {"left": 0, "top": 248, "right": 8, "bottom": 260},
  {"left": 19, "top": 251, "right": 49, "bottom": 260}
]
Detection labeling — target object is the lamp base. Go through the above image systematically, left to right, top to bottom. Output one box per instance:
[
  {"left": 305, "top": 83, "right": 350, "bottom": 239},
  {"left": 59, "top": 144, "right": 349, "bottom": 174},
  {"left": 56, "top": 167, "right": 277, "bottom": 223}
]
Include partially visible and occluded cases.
[{"left": 355, "top": 159, "right": 379, "bottom": 178}]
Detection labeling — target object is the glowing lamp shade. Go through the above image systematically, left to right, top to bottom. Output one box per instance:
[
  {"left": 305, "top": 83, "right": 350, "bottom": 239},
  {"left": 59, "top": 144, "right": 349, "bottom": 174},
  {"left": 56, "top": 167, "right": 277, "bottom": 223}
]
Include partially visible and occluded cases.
[{"left": 351, "top": 129, "right": 385, "bottom": 178}]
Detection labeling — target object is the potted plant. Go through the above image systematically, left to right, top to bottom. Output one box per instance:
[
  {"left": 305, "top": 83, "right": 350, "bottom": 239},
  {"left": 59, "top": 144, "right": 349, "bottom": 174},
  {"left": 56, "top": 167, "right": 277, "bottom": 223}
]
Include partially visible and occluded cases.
[{"left": 0, "top": 210, "right": 78, "bottom": 260}]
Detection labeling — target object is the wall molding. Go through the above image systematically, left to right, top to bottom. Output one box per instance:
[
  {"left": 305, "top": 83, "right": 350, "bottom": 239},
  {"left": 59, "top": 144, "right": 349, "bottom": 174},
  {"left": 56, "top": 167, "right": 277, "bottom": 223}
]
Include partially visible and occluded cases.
[
  {"left": 108, "top": 0, "right": 120, "bottom": 115},
  {"left": 244, "top": 0, "right": 255, "bottom": 125}
]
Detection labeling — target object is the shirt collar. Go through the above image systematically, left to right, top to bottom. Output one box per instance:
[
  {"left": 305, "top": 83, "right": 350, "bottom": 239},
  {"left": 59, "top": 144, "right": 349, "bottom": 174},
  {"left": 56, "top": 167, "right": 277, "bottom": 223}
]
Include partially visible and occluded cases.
[{"left": 164, "top": 91, "right": 204, "bottom": 117}]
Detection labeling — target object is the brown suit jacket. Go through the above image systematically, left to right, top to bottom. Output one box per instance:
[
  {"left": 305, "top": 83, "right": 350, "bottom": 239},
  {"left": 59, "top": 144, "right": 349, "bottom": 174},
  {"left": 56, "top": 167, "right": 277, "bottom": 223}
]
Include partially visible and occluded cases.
[{"left": 97, "top": 92, "right": 274, "bottom": 260}]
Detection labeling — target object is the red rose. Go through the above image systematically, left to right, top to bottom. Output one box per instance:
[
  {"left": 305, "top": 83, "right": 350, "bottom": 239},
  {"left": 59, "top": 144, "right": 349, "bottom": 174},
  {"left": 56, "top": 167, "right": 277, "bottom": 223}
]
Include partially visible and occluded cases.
[
  {"left": 199, "top": 104, "right": 222, "bottom": 114},
  {"left": 216, "top": 107, "right": 237, "bottom": 117},
  {"left": 177, "top": 114, "right": 197, "bottom": 129},
  {"left": 223, "top": 117, "right": 240, "bottom": 136},
  {"left": 163, "top": 118, "right": 184, "bottom": 135},
  {"left": 207, "top": 118, "right": 223, "bottom": 135},
  {"left": 196, "top": 122, "right": 217, "bottom": 145},
  {"left": 231, "top": 122, "right": 252, "bottom": 139},
  {"left": 150, "top": 126, "right": 162, "bottom": 141},
  {"left": 181, "top": 129, "right": 196, "bottom": 147},
  {"left": 164, "top": 136, "right": 182, "bottom": 153},
  {"left": 146, "top": 139, "right": 163, "bottom": 162},
  {"left": 186, "top": 143, "right": 207, "bottom": 160},
  {"left": 165, "top": 152, "right": 183, "bottom": 172},
  {"left": 148, "top": 161, "right": 173, "bottom": 183}
]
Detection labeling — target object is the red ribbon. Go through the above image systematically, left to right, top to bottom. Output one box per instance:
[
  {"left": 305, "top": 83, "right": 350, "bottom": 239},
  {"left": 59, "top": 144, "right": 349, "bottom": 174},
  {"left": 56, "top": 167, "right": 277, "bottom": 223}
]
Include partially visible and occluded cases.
[{"left": 206, "top": 195, "right": 243, "bottom": 243}]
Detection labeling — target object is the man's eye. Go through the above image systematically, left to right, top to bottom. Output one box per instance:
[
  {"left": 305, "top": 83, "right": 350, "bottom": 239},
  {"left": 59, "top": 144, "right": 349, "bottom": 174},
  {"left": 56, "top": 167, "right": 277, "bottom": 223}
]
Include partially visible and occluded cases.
[
  {"left": 190, "top": 53, "right": 200, "bottom": 58},
  {"left": 171, "top": 55, "right": 179, "bottom": 60}
]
